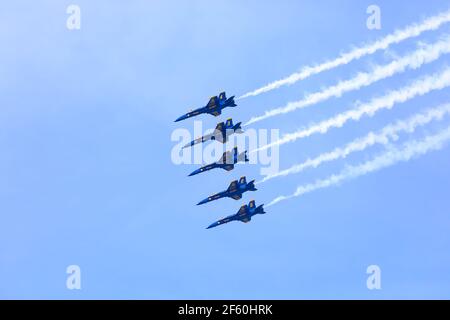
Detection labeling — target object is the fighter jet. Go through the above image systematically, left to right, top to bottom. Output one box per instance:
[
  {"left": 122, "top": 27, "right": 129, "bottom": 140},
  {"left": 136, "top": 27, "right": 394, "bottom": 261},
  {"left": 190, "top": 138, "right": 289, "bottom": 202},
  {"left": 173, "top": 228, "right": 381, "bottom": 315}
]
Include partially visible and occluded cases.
[
  {"left": 175, "top": 92, "right": 237, "bottom": 122},
  {"left": 183, "top": 118, "right": 243, "bottom": 149},
  {"left": 188, "top": 147, "right": 249, "bottom": 177},
  {"left": 197, "top": 176, "right": 257, "bottom": 205},
  {"left": 206, "top": 200, "right": 266, "bottom": 229}
]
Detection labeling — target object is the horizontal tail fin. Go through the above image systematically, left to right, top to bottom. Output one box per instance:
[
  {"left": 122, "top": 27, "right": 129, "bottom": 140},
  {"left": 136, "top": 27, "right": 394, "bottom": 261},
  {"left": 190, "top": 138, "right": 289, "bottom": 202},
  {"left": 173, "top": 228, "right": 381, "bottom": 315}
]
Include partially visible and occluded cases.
[
  {"left": 226, "top": 96, "right": 237, "bottom": 107},
  {"left": 233, "top": 122, "right": 243, "bottom": 132},
  {"left": 238, "top": 151, "right": 249, "bottom": 163},
  {"left": 247, "top": 180, "right": 257, "bottom": 191},
  {"left": 256, "top": 204, "right": 266, "bottom": 214}
]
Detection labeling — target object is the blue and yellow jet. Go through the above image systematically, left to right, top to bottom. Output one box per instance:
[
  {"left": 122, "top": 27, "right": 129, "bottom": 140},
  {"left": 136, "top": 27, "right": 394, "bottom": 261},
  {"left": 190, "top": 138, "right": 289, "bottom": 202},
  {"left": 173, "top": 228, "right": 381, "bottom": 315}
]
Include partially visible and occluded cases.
[
  {"left": 175, "top": 92, "right": 237, "bottom": 122},
  {"left": 183, "top": 118, "right": 243, "bottom": 149},
  {"left": 188, "top": 147, "right": 249, "bottom": 176},
  {"left": 197, "top": 176, "right": 256, "bottom": 205},
  {"left": 207, "top": 200, "right": 266, "bottom": 229}
]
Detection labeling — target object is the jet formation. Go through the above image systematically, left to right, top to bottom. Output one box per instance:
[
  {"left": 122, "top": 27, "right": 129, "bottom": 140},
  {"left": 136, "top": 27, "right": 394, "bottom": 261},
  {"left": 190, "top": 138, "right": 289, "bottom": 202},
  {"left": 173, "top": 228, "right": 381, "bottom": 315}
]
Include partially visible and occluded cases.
[{"left": 175, "top": 91, "right": 266, "bottom": 229}]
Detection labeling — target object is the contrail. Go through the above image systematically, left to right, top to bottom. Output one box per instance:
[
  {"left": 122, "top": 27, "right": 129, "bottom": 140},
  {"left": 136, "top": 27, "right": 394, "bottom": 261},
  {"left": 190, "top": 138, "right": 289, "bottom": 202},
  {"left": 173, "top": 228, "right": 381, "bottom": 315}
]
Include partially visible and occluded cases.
[
  {"left": 239, "top": 9, "right": 450, "bottom": 99},
  {"left": 245, "top": 35, "right": 450, "bottom": 126},
  {"left": 254, "top": 67, "right": 450, "bottom": 152},
  {"left": 260, "top": 103, "right": 450, "bottom": 183},
  {"left": 267, "top": 125, "right": 450, "bottom": 207}
]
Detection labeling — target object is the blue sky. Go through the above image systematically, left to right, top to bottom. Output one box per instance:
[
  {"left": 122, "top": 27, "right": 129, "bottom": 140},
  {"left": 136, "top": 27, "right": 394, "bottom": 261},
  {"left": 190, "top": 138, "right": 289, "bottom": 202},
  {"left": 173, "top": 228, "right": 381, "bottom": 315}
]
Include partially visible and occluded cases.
[{"left": 1, "top": 0, "right": 450, "bottom": 299}]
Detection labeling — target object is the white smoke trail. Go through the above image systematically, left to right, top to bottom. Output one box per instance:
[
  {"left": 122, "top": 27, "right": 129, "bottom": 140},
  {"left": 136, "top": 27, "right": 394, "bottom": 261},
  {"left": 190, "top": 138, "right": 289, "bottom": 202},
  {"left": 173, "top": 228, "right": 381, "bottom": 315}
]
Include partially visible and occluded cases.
[
  {"left": 239, "top": 9, "right": 450, "bottom": 99},
  {"left": 245, "top": 35, "right": 450, "bottom": 126},
  {"left": 254, "top": 67, "right": 450, "bottom": 153},
  {"left": 260, "top": 103, "right": 450, "bottom": 183},
  {"left": 267, "top": 125, "right": 450, "bottom": 207}
]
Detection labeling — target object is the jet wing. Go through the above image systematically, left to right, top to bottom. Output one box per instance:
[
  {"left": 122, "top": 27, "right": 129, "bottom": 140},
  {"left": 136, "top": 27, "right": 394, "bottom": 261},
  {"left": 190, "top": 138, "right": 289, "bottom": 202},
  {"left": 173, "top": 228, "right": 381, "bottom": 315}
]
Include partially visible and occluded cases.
[
  {"left": 207, "top": 97, "right": 216, "bottom": 108},
  {"left": 210, "top": 110, "right": 221, "bottom": 117},
  {"left": 215, "top": 122, "right": 225, "bottom": 131},
  {"left": 211, "top": 129, "right": 225, "bottom": 143},
  {"left": 217, "top": 151, "right": 228, "bottom": 163},
  {"left": 223, "top": 151, "right": 233, "bottom": 164},
  {"left": 227, "top": 181, "right": 238, "bottom": 192},
  {"left": 230, "top": 194, "right": 242, "bottom": 200},
  {"left": 237, "top": 205, "right": 247, "bottom": 215},
  {"left": 241, "top": 217, "right": 251, "bottom": 223}
]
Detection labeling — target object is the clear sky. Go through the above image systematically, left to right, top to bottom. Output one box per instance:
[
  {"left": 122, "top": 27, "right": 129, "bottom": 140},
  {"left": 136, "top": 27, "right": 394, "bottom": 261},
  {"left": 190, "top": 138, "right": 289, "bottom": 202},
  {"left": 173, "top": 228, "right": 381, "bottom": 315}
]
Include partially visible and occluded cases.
[{"left": 1, "top": 0, "right": 450, "bottom": 299}]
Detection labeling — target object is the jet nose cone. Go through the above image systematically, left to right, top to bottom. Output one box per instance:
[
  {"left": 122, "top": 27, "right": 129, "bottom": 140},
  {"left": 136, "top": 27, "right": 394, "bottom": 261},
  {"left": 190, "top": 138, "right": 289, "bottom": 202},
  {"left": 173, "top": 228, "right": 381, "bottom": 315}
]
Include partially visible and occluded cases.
[
  {"left": 175, "top": 114, "right": 188, "bottom": 122},
  {"left": 188, "top": 169, "right": 201, "bottom": 177},
  {"left": 197, "top": 198, "right": 209, "bottom": 205},
  {"left": 206, "top": 222, "right": 217, "bottom": 229}
]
